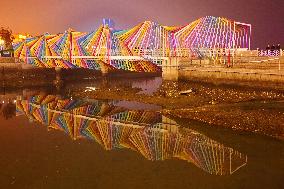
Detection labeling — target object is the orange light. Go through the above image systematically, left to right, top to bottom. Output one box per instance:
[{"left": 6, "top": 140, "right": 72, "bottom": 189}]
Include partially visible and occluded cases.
[
  {"left": 18, "top": 34, "right": 27, "bottom": 39},
  {"left": 0, "top": 38, "right": 4, "bottom": 45}
]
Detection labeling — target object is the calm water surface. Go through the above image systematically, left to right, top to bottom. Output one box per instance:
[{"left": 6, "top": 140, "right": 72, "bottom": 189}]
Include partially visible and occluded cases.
[{"left": 0, "top": 78, "right": 283, "bottom": 189}]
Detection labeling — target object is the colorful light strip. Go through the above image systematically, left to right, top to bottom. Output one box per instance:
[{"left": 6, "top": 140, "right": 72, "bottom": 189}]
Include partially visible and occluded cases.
[
  {"left": 13, "top": 16, "right": 251, "bottom": 72},
  {"left": 16, "top": 94, "right": 248, "bottom": 175}
]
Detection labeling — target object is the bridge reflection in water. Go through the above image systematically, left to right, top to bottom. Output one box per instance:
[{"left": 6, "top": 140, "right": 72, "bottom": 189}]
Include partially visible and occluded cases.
[{"left": 16, "top": 95, "right": 247, "bottom": 175}]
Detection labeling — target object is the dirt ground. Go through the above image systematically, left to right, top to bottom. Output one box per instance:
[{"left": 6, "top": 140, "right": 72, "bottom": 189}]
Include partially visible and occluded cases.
[
  {"left": 1, "top": 65, "right": 283, "bottom": 140},
  {"left": 70, "top": 79, "right": 284, "bottom": 140}
]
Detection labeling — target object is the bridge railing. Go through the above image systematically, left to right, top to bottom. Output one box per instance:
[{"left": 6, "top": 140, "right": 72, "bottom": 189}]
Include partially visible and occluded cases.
[
  {"left": 258, "top": 50, "right": 282, "bottom": 57},
  {"left": 0, "top": 57, "right": 21, "bottom": 63}
]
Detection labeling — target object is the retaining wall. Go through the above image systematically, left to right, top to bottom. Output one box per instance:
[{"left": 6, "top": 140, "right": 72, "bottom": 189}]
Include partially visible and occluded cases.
[{"left": 179, "top": 68, "right": 284, "bottom": 83}]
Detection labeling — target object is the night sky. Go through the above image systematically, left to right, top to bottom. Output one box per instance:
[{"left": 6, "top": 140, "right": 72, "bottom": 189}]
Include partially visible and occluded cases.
[{"left": 1, "top": 0, "right": 283, "bottom": 49}]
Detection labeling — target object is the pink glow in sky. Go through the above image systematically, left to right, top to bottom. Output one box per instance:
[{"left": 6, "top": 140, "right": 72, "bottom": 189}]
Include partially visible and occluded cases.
[{"left": 0, "top": 0, "right": 283, "bottom": 48}]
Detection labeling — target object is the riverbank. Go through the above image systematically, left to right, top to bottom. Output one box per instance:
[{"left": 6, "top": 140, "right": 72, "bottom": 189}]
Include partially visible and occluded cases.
[
  {"left": 0, "top": 62, "right": 283, "bottom": 140},
  {"left": 0, "top": 63, "right": 161, "bottom": 87},
  {"left": 0, "top": 63, "right": 103, "bottom": 87},
  {"left": 69, "top": 79, "right": 284, "bottom": 140}
]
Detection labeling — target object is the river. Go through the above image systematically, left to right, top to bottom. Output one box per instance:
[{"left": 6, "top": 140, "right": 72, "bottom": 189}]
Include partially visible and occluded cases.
[{"left": 0, "top": 77, "right": 283, "bottom": 189}]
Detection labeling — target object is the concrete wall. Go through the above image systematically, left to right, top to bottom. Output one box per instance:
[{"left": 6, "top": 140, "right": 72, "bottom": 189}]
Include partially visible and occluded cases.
[
  {"left": 161, "top": 53, "right": 284, "bottom": 82},
  {"left": 161, "top": 57, "right": 179, "bottom": 80},
  {"left": 162, "top": 67, "right": 179, "bottom": 81},
  {"left": 179, "top": 69, "right": 284, "bottom": 82}
]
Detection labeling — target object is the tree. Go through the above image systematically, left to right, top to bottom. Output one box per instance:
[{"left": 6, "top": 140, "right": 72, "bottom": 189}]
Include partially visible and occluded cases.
[{"left": 0, "top": 27, "right": 14, "bottom": 50}]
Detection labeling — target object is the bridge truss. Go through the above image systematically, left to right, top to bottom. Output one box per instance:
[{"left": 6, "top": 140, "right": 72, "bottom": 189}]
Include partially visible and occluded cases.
[{"left": 13, "top": 16, "right": 251, "bottom": 72}]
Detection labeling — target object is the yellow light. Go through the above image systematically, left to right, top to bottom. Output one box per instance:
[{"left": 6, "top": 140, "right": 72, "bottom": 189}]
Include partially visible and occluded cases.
[
  {"left": 18, "top": 34, "right": 27, "bottom": 39},
  {"left": 0, "top": 39, "right": 4, "bottom": 45}
]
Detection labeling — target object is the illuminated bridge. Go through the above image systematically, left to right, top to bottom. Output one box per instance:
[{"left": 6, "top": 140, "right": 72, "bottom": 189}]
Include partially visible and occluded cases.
[
  {"left": 13, "top": 16, "right": 251, "bottom": 73},
  {"left": 17, "top": 94, "right": 247, "bottom": 175}
]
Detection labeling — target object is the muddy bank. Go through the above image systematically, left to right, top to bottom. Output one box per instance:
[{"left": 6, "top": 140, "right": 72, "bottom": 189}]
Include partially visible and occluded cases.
[
  {"left": 0, "top": 65, "right": 283, "bottom": 140},
  {"left": 69, "top": 79, "right": 284, "bottom": 140},
  {"left": 71, "top": 79, "right": 284, "bottom": 108},
  {"left": 163, "top": 102, "right": 284, "bottom": 140}
]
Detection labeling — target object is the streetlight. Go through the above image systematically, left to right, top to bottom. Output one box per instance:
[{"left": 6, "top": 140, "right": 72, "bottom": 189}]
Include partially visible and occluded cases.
[{"left": 0, "top": 38, "right": 4, "bottom": 51}]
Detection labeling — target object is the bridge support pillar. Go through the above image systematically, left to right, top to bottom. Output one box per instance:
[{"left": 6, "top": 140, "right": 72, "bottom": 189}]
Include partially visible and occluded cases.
[
  {"left": 162, "top": 57, "right": 179, "bottom": 81},
  {"left": 97, "top": 60, "right": 110, "bottom": 76},
  {"left": 101, "top": 66, "right": 109, "bottom": 76},
  {"left": 53, "top": 67, "right": 64, "bottom": 90},
  {"left": 161, "top": 116, "right": 179, "bottom": 133}
]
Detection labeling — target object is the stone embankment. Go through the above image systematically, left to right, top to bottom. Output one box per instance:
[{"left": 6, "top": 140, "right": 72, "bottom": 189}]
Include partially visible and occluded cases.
[
  {"left": 174, "top": 56, "right": 284, "bottom": 84},
  {"left": 0, "top": 62, "right": 103, "bottom": 87},
  {"left": 179, "top": 67, "right": 284, "bottom": 83}
]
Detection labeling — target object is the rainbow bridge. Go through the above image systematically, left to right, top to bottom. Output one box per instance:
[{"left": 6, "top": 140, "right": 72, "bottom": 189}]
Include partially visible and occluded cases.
[
  {"left": 13, "top": 16, "right": 251, "bottom": 73},
  {"left": 16, "top": 94, "right": 247, "bottom": 175}
]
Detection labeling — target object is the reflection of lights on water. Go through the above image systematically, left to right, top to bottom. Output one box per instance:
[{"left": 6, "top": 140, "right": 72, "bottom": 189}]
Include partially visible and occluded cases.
[
  {"left": 84, "top": 87, "right": 96, "bottom": 92},
  {"left": 15, "top": 94, "right": 248, "bottom": 175},
  {"left": 0, "top": 99, "right": 18, "bottom": 104},
  {"left": 28, "top": 117, "right": 34, "bottom": 123}
]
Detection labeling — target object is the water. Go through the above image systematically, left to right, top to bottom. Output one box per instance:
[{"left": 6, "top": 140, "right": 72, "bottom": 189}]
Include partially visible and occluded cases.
[
  {"left": 66, "top": 76, "right": 163, "bottom": 95},
  {"left": 0, "top": 80, "right": 283, "bottom": 189}
]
